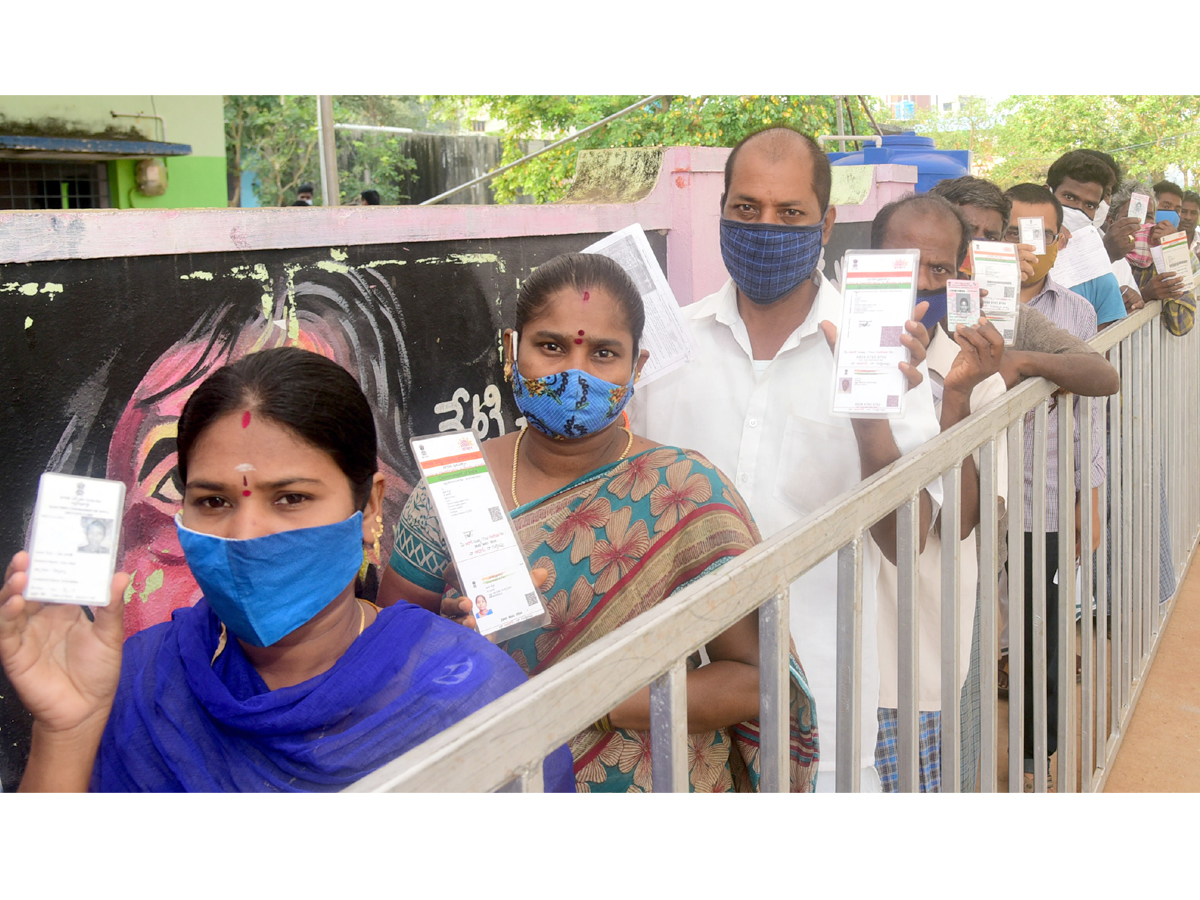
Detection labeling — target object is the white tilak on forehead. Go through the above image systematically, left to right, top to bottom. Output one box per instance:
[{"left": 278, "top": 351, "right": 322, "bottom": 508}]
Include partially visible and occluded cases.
[{"left": 234, "top": 463, "right": 256, "bottom": 472}]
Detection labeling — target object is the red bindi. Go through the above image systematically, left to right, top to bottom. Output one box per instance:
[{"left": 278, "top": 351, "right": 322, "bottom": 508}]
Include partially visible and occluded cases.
[
  {"left": 582, "top": 291, "right": 589, "bottom": 302},
  {"left": 578, "top": 330, "right": 585, "bottom": 335},
  {"left": 574, "top": 338, "right": 583, "bottom": 344},
  {"left": 241, "top": 411, "right": 251, "bottom": 428},
  {"left": 243, "top": 476, "right": 248, "bottom": 486},
  {"left": 242, "top": 490, "right": 251, "bottom": 497}
]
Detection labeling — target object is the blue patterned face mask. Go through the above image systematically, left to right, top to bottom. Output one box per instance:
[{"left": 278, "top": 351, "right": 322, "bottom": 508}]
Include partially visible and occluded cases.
[
  {"left": 719, "top": 217, "right": 826, "bottom": 304},
  {"left": 510, "top": 335, "right": 635, "bottom": 439},
  {"left": 176, "top": 511, "right": 364, "bottom": 647}
]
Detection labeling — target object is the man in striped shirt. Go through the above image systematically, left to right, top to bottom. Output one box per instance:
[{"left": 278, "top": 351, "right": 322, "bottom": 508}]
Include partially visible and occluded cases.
[{"left": 1003, "top": 183, "right": 1106, "bottom": 791}]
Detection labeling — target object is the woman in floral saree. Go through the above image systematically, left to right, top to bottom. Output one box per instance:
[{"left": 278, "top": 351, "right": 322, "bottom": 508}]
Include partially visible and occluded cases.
[{"left": 378, "top": 253, "right": 818, "bottom": 792}]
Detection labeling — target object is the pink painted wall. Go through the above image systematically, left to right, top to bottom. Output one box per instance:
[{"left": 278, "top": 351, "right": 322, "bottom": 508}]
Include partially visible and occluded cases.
[{"left": 0, "top": 148, "right": 919, "bottom": 308}]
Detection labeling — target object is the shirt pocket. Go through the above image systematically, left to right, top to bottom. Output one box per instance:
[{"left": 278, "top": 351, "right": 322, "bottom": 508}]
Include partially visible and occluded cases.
[{"left": 772, "top": 414, "right": 861, "bottom": 517}]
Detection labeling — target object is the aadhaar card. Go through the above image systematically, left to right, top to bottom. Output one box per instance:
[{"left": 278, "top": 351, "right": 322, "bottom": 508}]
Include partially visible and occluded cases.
[
  {"left": 1129, "top": 192, "right": 1149, "bottom": 224},
  {"left": 1019, "top": 216, "right": 1046, "bottom": 255},
  {"left": 1157, "top": 231, "right": 1192, "bottom": 282},
  {"left": 971, "top": 240, "right": 1022, "bottom": 346},
  {"left": 830, "top": 249, "right": 918, "bottom": 419},
  {"left": 946, "top": 279, "right": 981, "bottom": 332},
  {"left": 411, "top": 431, "right": 548, "bottom": 642},
  {"left": 25, "top": 473, "right": 125, "bottom": 607}
]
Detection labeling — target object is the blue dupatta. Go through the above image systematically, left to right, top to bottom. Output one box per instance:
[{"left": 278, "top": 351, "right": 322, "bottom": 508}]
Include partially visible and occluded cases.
[{"left": 91, "top": 599, "right": 573, "bottom": 792}]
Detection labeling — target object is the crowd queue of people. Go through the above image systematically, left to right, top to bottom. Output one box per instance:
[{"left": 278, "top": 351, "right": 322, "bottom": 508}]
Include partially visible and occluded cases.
[{"left": 1, "top": 126, "right": 1193, "bottom": 792}]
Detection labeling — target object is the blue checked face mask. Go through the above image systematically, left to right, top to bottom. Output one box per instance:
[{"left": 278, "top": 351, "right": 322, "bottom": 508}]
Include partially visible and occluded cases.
[
  {"left": 719, "top": 217, "right": 826, "bottom": 304},
  {"left": 510, "top": 334, "right": 634, "bottom": 440}
]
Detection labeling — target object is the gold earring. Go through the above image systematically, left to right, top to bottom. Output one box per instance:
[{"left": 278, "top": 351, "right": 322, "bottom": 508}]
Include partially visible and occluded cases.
[
  {"left": 503, "top": 357, "right": 513, "bottom": 384},
  {"left": 373, "top": 514, "right": 383, "bottom": 560}
]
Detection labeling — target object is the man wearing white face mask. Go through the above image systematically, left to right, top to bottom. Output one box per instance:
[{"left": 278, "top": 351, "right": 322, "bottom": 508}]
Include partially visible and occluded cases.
[
  {"left": 632, "top": 127, "right": 943, "bottom": 792},
  {"left": 1045, "top": 151, "right": 1127, "bottom": 329}
]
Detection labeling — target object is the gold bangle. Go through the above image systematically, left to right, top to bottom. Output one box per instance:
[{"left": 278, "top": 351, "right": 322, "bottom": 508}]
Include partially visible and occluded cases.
[{"left": 593, "top": 713, "right": 614, "bottom": 733}]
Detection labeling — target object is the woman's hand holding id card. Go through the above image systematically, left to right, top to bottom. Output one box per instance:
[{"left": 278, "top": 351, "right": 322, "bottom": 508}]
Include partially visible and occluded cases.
[{"left": 411, "top": 431, "right": 549, "bottom": 643}]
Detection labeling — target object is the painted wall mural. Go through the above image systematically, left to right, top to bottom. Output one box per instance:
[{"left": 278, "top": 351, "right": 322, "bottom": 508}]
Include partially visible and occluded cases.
[{"left": 0, "top": 231, "right": 669, "bottom": 788}]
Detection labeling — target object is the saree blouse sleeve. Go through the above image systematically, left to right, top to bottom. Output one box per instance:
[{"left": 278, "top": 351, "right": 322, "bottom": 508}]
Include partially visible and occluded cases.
[{"left": 387, "top": 480, "right": 452, "bottom": 593}]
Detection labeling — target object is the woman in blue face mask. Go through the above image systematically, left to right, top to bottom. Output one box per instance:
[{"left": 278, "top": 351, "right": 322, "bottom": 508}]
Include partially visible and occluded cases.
[
  {"left": 379, "top": 252, "right": 819, "bottom": 792},
  {"left": 0, "top": 346, "right": 573, "bottom": 792}
]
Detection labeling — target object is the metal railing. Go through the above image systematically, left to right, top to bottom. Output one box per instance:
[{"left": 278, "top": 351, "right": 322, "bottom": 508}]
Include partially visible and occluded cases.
[{"left": 347, "top": 301, "right": 1198, "bottom": 792}]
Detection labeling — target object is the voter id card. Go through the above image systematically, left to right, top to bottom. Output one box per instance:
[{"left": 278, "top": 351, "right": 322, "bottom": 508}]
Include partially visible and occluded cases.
[
  {"left": 1129, "top": 192, "right": 1149, "bottom": 224},
  {"left": 1019, "top": 216, "right": 1046, "bottom": 255},
  {"left": 970, "top": 241, "right": 1022, "bottom": 346},
  {"left": 830, "top": 249, "right": 918, "bottom": 419},
  {"left": 946, "top": 279, "right": 981, "bottom": 332},
  {"left": 410, "top": 431, "right": 548, "bottom": 642},
  {"left": 25, "top": 473, "right": 125, "bottom": 607}
]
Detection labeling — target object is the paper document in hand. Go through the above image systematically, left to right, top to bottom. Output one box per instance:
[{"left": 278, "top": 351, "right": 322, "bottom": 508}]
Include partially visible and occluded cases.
[
  {"left": 584, "top": 224, "right": 698, "bottom": 387},
  {"left": 1047, "top": 225, "right": 1112, "bottom": 288},
  {"left": 1157, "top": 231, "right": 1193, "bottom": 283},
  {"left": 971, "top": 241, "right": 1021, "bottom": 345},
  {"left": 830, "top": 249, "right": 917, "bottom": 419},
  {"left": 411, "top": 431, "right": 548, "bottom": 642}
]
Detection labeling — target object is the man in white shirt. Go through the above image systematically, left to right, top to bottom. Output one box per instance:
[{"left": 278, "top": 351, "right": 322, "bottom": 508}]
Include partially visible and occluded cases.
[
  {"left": 631, "top": 127, "right": 943, "bottom": 791},
  {"left": 870, "top": 193, "right": 1009, "bottom": 791}
]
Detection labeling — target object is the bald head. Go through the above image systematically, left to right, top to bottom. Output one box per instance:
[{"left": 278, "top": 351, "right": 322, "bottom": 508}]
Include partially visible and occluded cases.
[
  {"left": 722, "top": 127, "right": 832, "bottom": 213},
  {"left": 872, "top": 193, "right": 971, "bottom": 269}
]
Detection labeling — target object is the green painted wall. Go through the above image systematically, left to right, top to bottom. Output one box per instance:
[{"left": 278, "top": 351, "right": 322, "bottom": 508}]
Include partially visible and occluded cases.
[
  {"left": 0, "top": 96, "right": 228, "bottom": 209},
  {"left": 108, "top": 156, "right": 227, "bottom": 209}
]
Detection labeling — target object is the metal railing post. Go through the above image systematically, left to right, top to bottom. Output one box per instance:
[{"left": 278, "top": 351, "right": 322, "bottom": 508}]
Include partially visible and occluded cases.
[
  {"left": 978, "top": 438, "right": 999, "bottom": 793},
  {"left": 940, "top": 464, "right": 963, "bottom": 792},
  {"left": 897, "top": 496, "right": 921, "bottom": 793},
  {"left": 836, "top": 539, "right": 864, "bottom": 793},
  {"left": 758, "top": 589, "right": 791, "bottom": 793},
  {"left": 649, "top": 659, "right": 689, "bottom": 792}
]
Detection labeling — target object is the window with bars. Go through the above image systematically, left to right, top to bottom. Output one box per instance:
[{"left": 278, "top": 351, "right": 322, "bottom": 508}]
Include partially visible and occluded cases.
[{"left": 0, "top": 160, "right": 110, "bottom": 210}]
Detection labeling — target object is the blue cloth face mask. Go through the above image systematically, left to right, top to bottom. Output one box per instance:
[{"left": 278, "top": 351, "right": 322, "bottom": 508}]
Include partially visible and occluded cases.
[
  {"left": 719, "top": 217, "right": 825, "bottom": 304},
  {"left": 917, "top": 290, "right": 947, "bottom": 331},
  {"left": 510, "top": 335, "right": 635, "bottom": 439},
  {"left": 175, "top": 511, "right": 365, "bottom": 647}
]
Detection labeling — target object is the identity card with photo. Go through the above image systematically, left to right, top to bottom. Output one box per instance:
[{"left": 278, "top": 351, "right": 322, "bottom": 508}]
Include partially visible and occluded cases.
[
  {"left": 1129, "top": 192, "right": 1150, "bottom": 224},
  {"left": 1018, "top": 216, "right": 1046, "bottom": 255},
  {"left": 1153, "top": 230, "right": 1193, "bottom": 283},
  {"left": 970, "top": 240, "right": 1022, "bottom": 345},
  {"left": 830, "top": 249, "right": 919, "bottom": 419},
  {"left": 946, "top": 279, "right": 982, "bottom": 332},
  {"left": 411, "top": 431, "right": 548, "bottom": 642},
  {"left": 25, "top": 472, "right": 126, "bottom": 607}
]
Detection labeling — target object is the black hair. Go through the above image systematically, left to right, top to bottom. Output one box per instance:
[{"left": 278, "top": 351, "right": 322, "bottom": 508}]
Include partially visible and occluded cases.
[
  {"left": 721, "top": 126, "right": 832, "bottom": 214},
  {"left": 1077, "top": 149, "right": 1121, "bottom": 190},
  {"left": 1046, "top": 150, "right": 1118, "bottom": 193},
  {"left": 929, "top": 175, "right": 1012, "bottom": 231},
  {"left": 1153, "top": 180, "right": 1184, "bottom": 202},
  {"left": 298, "top": 183, "right": 315, "bottom": 194},
  {"left": 1003, "top": 183, "right": 1063, "bottom": 231},
  {"left": 361, "top": 190, "right": 381, "bottom": 205},
  {"left": 1184, "top": 190, "right": 1200, "bottom": 206},
  {"left": 871, "top": 192, "right": 973, "bottom": 268},
  {"left": 514, "top": 253, "right": 645, "bottom": 352},
  {"left": 176, "top": 346, "right": 379, "bottom": 510}
]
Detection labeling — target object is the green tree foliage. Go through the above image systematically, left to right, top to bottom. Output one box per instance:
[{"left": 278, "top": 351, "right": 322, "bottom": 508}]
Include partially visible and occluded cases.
[
  {"left": 224, "top": 95, "right": 426, "bottom": 207},
  {"left": 429, "top": 95, "right": 847, "bottom": 203},
  {"left": 876, "top": 95, "right": 1200, "bottom": 189},
  {"left": 988, "top": 95, "right": 1200, "bottom": 187}
]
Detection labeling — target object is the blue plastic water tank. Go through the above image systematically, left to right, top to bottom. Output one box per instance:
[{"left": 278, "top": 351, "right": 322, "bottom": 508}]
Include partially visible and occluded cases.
[{"left": 827, "top": 132, "right": 970, "bottom": 194}]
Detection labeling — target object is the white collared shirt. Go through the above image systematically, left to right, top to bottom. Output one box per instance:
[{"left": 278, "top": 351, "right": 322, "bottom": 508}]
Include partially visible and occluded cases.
[
  {"left": 631, "top": 275, "right": 943, "bottom": 775},
  {"left": 876, "top": 326, "right": 1008, "bottom": 710}
]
